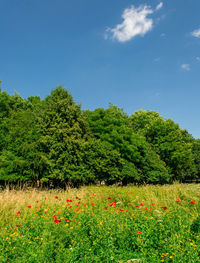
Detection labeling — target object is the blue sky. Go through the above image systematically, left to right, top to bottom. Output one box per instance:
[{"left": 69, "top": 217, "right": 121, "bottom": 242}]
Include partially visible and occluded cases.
[{"left": 0, "top": 0, "right": 200, "bottom": 138}]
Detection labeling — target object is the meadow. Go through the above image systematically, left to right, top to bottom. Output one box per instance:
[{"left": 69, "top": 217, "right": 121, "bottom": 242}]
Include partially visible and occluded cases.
[{"left": 0, "top": 184, "right": 199, "bottom": 263}]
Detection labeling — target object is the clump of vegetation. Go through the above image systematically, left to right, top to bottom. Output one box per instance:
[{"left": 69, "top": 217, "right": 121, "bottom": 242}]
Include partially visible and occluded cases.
[
  {"left": 0, "top": 86, "right": 200, "bottom": 187},
  {"left": 0, "top": 184, "right": 199, "bottom": 262}
]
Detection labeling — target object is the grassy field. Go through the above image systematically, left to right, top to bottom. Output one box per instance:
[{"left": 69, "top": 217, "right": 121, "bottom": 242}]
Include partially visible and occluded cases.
[{"left": 0, "top": 184, "right": 199, "bottom": 263}]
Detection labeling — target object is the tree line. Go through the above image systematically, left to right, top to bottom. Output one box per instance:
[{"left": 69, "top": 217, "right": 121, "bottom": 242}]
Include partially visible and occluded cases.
[{"left": 0, "top": 86, "right": 199, "bottom": 188}]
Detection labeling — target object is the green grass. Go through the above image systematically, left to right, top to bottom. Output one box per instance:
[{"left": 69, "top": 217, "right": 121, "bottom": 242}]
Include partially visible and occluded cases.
[{"left": 0, "top": 184, "right": 199, "bottom": 262}]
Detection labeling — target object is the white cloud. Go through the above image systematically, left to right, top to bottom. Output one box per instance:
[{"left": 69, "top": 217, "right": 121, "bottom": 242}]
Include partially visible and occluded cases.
[
  {"left": 156, "top": 2, "right": 163, "bottom": 11},
  {"left": 106, "top": 3, "right": 164, "bottom": 42},
  {"left": 106, "top": 4, "right": 155, "bottom": 42},
  {"left": 191, "top": 28, "right": 200, "bottom": 38},
  {"left": 181, "top": 64, "right": 190, "bottom": 71}
]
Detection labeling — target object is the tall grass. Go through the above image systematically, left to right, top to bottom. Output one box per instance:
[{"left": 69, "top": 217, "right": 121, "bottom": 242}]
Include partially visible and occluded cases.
[{"left": 0, "top": 184, "right": 199, "bottom": 262}]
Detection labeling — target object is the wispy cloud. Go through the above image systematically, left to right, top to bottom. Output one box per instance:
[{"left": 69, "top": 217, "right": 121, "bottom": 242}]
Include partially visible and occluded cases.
[
  {"left": 105, "top": 2, "right": 163, "bottom": 42},
  {"left": 156, "top": 2, "right": 163, "bottom": 11},
  {"left": 191, "top": 28, "right": 200, "bottom": 38},
  {"left": 160, "top": 33, "right": 166, "bottom": 38},
  {"left": 154, "top": 57, "right": 160, "bottom": 62},
  {"left": 196, "top": 57, "right": 200, "bottom": 61},
  {"left": 181, "top": 64, "right": 190, "bottom": 71}
]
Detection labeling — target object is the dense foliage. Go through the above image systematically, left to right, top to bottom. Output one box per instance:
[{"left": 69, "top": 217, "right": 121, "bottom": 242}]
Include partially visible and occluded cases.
[{"left": 0, "top": 86, "right": 199, "bottom": 187}]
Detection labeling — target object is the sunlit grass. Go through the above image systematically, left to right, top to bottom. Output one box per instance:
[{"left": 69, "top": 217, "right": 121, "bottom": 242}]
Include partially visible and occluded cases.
[{"left": 0, "top": 184, "right": 199, "bottom": 262}]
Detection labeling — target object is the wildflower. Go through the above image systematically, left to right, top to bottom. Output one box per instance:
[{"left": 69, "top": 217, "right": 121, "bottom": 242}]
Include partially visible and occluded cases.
[
  {"left": 55, "top": 196, "right": 58, "bottom": 199},
  {"left": 108, "top": 197, "right": 111, "bottom": 200},
  {"left": 176, "top": 198, "right": 181, "bottom": 202},
  {"left": 66, "top": 199, "right": 72, "bottom": 203},
  {"left": 36, "top": 200, "right": 39, "bottom": 203},
  {"left": 190, "top": 200, "right": 195, "bottom": 204},
  {"left": 91, "top": 203, "right": 95, "bottom": 206},
  {"left": 140, "top": 203, "right": 144, "bottom": 207},
  {"left": 152, "top": 203, "right": 156, "bottom": 206},
  {"left": 83, "top": 204, "right": 87, "bottom": 207},
  {"left": 27, "top": 205, "right": 31, "bottom": 208},
  {"left": 136, "top": 205, "right": 139, "bottom": 208},
  {"left": 161, "top": 206, "right": 167, "bottom": 210},
  {"left": 104, "top": 207, "right": 107, "bottom": 210},
  {"left": 119, "top": 208, "right": 123, "bottom": 212},
  {"left": 125, "top": 209, "right": 129, "bottom": 213},
  {"left": 44, "top": 210, "right": 48, "bottom": 213},
  {"left": 16, "top": 211, "right": 21, "bottom": 215},
  {"left": 54, "top": 219, "right": 61, "bottom": 223},
  {"left": 66, "top": 219, "right": 70, "bottom": 222},
  {"left": 15, "top": 225, "right": 19, "bottom": 227},
  {"left": 137, "top": 231, "right": 142, "bottom": 234}
]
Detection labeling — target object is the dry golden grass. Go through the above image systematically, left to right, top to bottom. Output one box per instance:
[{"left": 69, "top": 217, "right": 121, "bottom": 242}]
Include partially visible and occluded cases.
[{"left": 0, "top": 183, "right": 199, "bottom": 214}]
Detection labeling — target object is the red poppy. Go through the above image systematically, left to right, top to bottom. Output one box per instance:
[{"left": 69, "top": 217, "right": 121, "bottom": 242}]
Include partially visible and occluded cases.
[
  {"left": 55, "top": 196, "right": 58, "bottom": 199},
  {"left": 44, "top": 197, "right": 47, "bottom": 200},
  {"left": 108, "top": 197, "right": 111, "bottom": 200},
  {"left": 176, "top": 198, "right": 181, "bottom": 202},
  {"left": 66, "top": 199, "right": 72, "bottom": 203},
  {"left": 36, "top": 200, "right": 39, "bottom": 203},
  {"left": 190, "top": 200, "right": 195, "bottom": 204},
  {"left": 91, "top": 203, "right": 95, "bottom": 206},
  {"left": 140, "top": 203, "right": 144, "bottom": 207},
  {"left": 152, "top": 203, "right": 156, "bottom": 206},
  {"left": 83, "top": 204, "right": 87, "bottom": 207},
  {"left": 27, "top": 205, "right": 31, "bottom": 208},
  {"left": 136, "top": 205, "right": 139, "bottom": 207},
  {"left": 161, "top": 206, "right": 167, "bottom": 210},
  {"left": 104, "top": 207, "right": 107, "bottom": 210},
  {"left": 144, "top": 207, "right": 147, "bottom": 210},
  {"left": 119, "top": 208, "right": 123, "bottom": 212},
  {"left": 125, "top": 209, "right": 129, "bottom": 213},
  {"left": 44, "top": 210, "right": 48, "bottom": 213},
  {"left": 16, "top": 211, "right": 21, "bottom": 215},
  {"left": 53, "top": 215, "right": 57, "bottom": 219},
  {"left": 54, "top": 219, "right": 61, "bottom": 223},
  {"left": 66, "top": 219, "right": 70, "bottom": 222},
  {"left": 15, "top": 225, "right": 19, "bottom": 227},
  {"left": 137, "top": 231, "right": 142, "bottom": 234}
]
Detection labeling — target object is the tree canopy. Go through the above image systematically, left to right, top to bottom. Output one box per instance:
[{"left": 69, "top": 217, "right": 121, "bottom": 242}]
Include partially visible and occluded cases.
[{"left": 0, "top": 87, "right": 199, "bottom": 187}]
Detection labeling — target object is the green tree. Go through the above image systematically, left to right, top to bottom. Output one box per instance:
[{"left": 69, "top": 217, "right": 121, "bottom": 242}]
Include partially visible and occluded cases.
[{"left": 130, "top": 110, "right": 197, "bottom": 181}]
